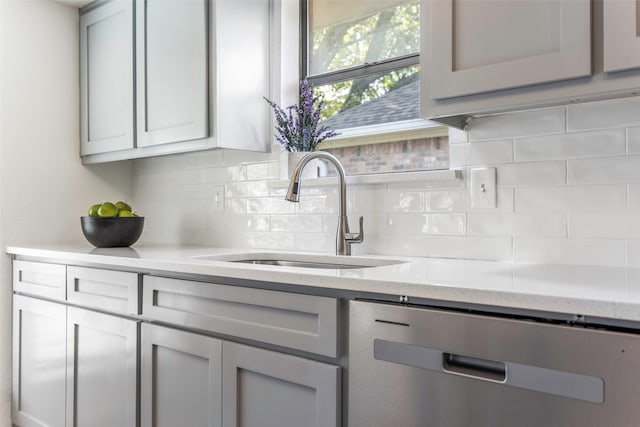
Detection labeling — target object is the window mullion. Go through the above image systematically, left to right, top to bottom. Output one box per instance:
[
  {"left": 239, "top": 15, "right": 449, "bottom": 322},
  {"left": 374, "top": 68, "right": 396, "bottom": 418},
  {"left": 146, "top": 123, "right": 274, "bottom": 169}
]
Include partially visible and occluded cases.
[{"left": 306, "top": 53, "right": 420, "bottom": 85}]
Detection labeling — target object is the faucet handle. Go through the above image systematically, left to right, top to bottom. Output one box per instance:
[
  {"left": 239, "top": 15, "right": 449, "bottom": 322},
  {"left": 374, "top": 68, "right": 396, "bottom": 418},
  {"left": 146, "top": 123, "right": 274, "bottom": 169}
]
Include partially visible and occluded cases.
[{"left": 347, "top": 216, "right": 364, "bottom": 244}]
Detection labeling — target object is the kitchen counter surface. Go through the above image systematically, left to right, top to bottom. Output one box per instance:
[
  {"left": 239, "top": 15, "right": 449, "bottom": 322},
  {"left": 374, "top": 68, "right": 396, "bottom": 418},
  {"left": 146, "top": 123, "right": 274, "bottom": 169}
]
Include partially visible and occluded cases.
[{"left": 7, "top": 243, "right": 640, "bottom": 324}]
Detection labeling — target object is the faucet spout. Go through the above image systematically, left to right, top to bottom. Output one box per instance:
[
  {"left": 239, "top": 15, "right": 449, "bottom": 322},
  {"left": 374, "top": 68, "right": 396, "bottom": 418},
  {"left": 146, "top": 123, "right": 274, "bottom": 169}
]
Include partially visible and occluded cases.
[{"left": 285, "top": 151, "right": 363, "bottom": 255}]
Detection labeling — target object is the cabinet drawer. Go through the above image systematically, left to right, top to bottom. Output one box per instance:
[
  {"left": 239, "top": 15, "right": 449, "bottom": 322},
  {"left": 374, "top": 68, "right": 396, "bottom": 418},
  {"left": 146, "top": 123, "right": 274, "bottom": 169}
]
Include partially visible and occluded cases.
[
  {"left": 13, "top": 260, "right": 66, "bottom": 300},
  {"left": 67, "top": 266, "right": 140, "bottom": 315},
  {"left": 142, "top": 276, "right": 339, "bottom": 358}
]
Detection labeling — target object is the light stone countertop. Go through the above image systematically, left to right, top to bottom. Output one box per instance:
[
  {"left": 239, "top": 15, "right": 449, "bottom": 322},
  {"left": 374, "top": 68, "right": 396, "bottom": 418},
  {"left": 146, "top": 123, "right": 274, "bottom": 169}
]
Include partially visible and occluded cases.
[{"left": 7, "top": 243, "right": 640, "bottom": 324}]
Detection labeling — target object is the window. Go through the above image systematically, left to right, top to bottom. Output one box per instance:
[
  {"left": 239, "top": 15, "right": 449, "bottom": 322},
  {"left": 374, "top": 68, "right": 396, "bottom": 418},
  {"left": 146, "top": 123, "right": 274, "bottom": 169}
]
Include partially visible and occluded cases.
[{"left": 304, "top": 0, "right": 449, "bottom": 175}]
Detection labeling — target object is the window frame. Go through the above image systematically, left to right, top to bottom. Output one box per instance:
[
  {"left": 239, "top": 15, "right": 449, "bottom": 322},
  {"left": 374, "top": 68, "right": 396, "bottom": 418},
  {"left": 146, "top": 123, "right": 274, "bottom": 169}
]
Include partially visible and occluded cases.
[{"left": 300, "top": 0, "right": 447, "bottom": 147}]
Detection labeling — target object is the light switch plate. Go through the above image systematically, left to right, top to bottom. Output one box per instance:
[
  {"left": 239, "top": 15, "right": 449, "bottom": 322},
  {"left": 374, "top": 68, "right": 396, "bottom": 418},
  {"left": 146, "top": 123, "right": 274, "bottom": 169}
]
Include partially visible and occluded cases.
[{"left": 470, "top": 167, "right": 496, "bottom": 209}]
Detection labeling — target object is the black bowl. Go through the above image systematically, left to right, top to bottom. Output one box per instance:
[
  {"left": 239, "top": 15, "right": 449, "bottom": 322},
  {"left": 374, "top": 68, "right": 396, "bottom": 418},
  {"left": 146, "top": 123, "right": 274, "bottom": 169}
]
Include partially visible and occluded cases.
[{"left": 81, "top": 216, "right": 144, "bottom": 248}]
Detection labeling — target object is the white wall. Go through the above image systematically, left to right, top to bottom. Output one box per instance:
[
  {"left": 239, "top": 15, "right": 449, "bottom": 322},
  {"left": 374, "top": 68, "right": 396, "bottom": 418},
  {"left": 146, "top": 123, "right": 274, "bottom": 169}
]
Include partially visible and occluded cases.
[
  {"left": 0, "top": 1, "right": 133, "bottom": 424},
  {"left": 132, "top": 95, "right": 640, "bottom": 268}
]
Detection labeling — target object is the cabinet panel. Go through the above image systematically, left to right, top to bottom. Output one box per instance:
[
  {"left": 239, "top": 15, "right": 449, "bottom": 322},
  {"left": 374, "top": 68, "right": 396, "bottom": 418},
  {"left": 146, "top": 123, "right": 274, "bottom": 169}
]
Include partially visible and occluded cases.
[
  {"left": 80, "top": 0, "right": 134, "bottom": 155},
  {"left": 136, "top": 0, "right": 209, "bottom": 147},
  {"left": 214, "top": 0, "right": 271, "bottom": 150},
  {"left": 427, "top": 0, "right": 591, "bottom": 99},
  {"left": 604, "top": 0, "right": 640, "bottom": 72},
  {"left": 13, "top": 260, "right": 66, "bottom": 300},
  {"left": 66, "top": 266, "right": 140, "bottom": 315},
  {"left": 142, "top": 276, "right": 339, "bottom": 357},
  {"left": 12, "top": 296, "right": 67, "bottom": 427},
  {"left": 66, "top": 307, "right": 138, "bottom": 427},
  {"left": 141, "top": 323, "right": 222, "bottom": 427},
  {"left": 222, "top": 341, "right": 340, "bottom": 427}
]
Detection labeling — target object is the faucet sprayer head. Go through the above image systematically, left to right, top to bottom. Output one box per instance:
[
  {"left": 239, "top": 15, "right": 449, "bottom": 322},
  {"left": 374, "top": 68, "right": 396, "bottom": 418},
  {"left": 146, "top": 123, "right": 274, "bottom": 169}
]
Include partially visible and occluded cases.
[{"left": 285, "top": 179, "right": 300, "bottom": 202}]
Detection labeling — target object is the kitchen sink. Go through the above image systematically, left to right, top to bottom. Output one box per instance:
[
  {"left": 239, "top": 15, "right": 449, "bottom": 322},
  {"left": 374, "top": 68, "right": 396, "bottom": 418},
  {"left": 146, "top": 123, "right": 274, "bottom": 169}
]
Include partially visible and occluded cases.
[{"left": 190, "top": 252, "right": 407, "bottom": 270}]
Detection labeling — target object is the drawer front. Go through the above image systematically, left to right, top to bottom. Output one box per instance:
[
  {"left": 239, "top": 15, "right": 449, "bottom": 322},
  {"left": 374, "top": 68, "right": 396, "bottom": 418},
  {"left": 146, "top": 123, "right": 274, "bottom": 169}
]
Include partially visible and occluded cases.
[
  {"left": 13, "top": 260, "right": 66, "bottom": 300},
  {"left": 67, "top": 266, "right": 140, "bottom": 315},
  {"left": 143, "top": 276, "right": 339, "bottom": 358}
]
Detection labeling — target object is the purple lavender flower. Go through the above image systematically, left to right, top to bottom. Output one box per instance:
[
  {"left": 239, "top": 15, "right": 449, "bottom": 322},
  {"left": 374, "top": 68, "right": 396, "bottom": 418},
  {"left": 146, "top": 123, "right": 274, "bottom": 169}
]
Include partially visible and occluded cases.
[{"left": 264, "top": 80, "right": 338, "bottom": 152}]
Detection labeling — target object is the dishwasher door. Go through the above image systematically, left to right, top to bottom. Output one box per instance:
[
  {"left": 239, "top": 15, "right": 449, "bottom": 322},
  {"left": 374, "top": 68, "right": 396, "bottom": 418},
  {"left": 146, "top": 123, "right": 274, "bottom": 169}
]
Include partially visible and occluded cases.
[{"left": 349, "top": 300, "right": 640, "bottom": 427}]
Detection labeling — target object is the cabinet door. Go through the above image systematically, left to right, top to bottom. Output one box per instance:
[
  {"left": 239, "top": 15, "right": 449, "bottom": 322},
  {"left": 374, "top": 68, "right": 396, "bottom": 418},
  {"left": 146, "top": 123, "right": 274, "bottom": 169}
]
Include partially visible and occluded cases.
[
  {"left": 80, "top": 0, "right": 135, "bottom": 155},
  {"left": 136, "top": 0, "right": 209, "bottom": 147},
  {"left": 213, "top": 0, "right": 271, "bottom": 151},
  {"left": 425, "top": 0, "right": 591, "bottom": 99},
  {"left": 604, "top": 0, "right": 640, "bottom": 72},
  {"left": 12, "top": 296, "right": 67, "bottom": 427},
  {"left": 66, "top": 307, "right": 138, "bottom": 427},
  {"left": 141, "top": 323, "right": 222, "bottom": 427},
  {"left": 222, "top": 342, "right": 341, "bottom": 427}
]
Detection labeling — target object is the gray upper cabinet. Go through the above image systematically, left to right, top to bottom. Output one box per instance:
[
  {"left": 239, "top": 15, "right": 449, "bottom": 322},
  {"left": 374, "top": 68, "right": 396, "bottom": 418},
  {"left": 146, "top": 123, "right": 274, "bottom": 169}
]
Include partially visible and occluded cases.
[
  {"left": 80, "top": 0, "right": 134, "bottom": 156},
  {"left": 80, "top": 0, "right": 272, "bottom": 164},
  {"left": 136, "top": 0, "right": 209, "bottom": 147},
  {"left": 422, "top": 0, "right": 640, "bottom": 127},
  {"left": 427, "top": 0, "right": 591, "bottom": 100},
  {"left": 603, "top": 0, "right": 640, "bottom": 72},
  {"left": 12, "top": 296, "right": 67, "bottom": 427}
]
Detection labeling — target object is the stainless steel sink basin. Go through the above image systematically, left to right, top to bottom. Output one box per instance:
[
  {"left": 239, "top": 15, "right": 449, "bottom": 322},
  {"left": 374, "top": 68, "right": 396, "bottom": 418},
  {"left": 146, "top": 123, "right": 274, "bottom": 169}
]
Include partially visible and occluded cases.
[{"left": 191, "top": 252, "right": 407, "bottom": 270}]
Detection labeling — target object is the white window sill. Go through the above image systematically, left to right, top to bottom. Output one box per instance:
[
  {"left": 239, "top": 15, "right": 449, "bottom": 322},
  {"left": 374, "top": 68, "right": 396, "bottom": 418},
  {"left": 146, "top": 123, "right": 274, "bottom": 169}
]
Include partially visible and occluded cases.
[{"left": 269, "top": 168, "right": 463, "bottom": 190}]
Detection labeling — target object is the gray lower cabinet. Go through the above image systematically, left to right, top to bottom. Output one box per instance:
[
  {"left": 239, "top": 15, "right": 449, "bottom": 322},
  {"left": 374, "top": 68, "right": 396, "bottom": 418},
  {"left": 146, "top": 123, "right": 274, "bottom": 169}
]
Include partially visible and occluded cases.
[
  {"left": 12, "top": 295, "right": 67, "bottom": 427},
  {"left": 12, "top": 295, "right": 138, "bottom": 427},
  {"left": 66, "top": 307, "right": 138, "bottom": 427},
  {"left": 140, "top": 323, "right": 223, "bottom": 427},
  {"left": 141, "top": 323, "right": 341, "bottom": 427},
  {"left": 222, "top": 341, "right": 341, "bottom": 427}
]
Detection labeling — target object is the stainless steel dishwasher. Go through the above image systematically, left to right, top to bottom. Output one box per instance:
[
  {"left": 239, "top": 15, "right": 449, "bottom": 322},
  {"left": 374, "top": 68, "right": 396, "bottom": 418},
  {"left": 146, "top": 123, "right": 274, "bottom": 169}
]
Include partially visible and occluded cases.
[{"left": 349, "top": 300, "right": 640, "bottom": 427}]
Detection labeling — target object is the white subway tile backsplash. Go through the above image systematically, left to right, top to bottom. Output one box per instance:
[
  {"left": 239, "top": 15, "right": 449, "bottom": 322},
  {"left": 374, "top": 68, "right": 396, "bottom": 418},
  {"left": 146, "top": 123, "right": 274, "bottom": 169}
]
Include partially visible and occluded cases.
[
  {"left": 567, "top": 96, "right": 640, "bottom": 132},
  {"left": 130, "top": 97, "right": 640, "bottom": 266},
  {"left": 468, "top": 107, "right": 565, "bottom": 142},
  {"left": 448, "top": 127, "right": 469, "bottom": 144},
  {"left": 628, "top": 127, "right": 640, "bottom": 154},
  {"left": 514, "top": 130, "right": 626, "bottom": 162},
  {"left": 449, "top": 140, "right": 513, "bottom": 167},
  {"left": 223, "top": 148, "right": 276, "bottom": 165},
  {"left": 568, "top": 155, "right": 640, "bottom": 184},
  {"left": 496, "top": 161, "right": 566, "bottom": 187},
  {"left": 247, "top": 162, "right": 280, "bottom": 181},
  {"left": 205, "top": 166, "right": 247, "bottom": 182},
  {"left": 224, "top": 181, "right": 269, "bottom": 198},
  {"left": 628, "top": 184, "right": 640, "bottom": 210},
  {"left": 516, "top": 185, "right": 627, "bottom": 212},
  {"left": 424, "top": 190, "right": 468, "bottom": 212},
  {"left": 385, "top": 191, "right": 425, "bottom": 213},
  {"left": 296, "top": 195, "right": 331, "bottom": 214},
  {"left": 247, "top": 197, "right": 295, "bottom": 214},
  {"left": 225, "top": 198, "right": 247, "bottom": 214},
  {"left": 468, "top": 212, "right": 566, "bottom": 237},
  {"left": 569, "top": 212, "right": 640, "bottom": 239},
  {"left": 387, "top": 213, "right": 466, "bottom": 235},
  {"left": 270, "top": 214, "right": 323, "bottom": 232},
  {"left": 245, "top": 231, "right": 296, "bottom": 251},
  {"left": 424, "top": 236, "right": 513, "bottom": 261},
  {"left": 514, "top": 238, "right": 625, "bottom": 267},
  {"left": 626, "top": 240, "right": 640, "bottom": 268}
]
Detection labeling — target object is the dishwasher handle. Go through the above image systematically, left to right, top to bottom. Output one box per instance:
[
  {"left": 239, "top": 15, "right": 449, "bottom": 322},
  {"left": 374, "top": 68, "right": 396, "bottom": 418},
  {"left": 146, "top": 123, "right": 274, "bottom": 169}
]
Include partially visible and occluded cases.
[{"left": 443, "top": 353, "right": 506, "bottom": 383}]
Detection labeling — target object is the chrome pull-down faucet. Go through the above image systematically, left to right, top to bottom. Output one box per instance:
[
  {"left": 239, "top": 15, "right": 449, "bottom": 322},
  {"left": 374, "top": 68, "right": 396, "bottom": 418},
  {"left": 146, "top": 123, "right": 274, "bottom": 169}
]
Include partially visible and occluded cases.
[{"left": 285, "top": 151, "right": 364, "bottom": 256}]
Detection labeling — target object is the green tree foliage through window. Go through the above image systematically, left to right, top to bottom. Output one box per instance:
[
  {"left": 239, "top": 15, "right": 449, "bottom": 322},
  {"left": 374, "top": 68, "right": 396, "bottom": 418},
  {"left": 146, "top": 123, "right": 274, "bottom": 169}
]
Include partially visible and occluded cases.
[{"left": 309, "top": 0, "right": 420, "bottom": 124}]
